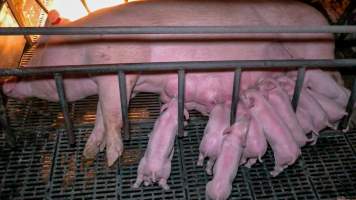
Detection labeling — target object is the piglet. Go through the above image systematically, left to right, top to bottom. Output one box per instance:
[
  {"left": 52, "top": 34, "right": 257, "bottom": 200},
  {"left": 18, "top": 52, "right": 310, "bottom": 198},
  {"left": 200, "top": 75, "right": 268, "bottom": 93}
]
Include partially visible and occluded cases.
[
  {"left": 287, "top": 69, "right": 350, "bottom": 106},
  {"left": 258, "top": 78, "right": 309, "bottom": 147},
  {"left": 307, "top": 88, "right": 347, "bottom": 123},
  {"left": 241, "top": 89, "right": 301, "bottom": 177},
  {"left": 133, "top": 98, "right": 186, "bottom": 190},
  {"left": 197, "top": 103, "right": 231, "bottom": 175},
  {"left": 236, "top": 103, "right": 267, "bottom": 168},
  {"left": 205, "top": 117, "right": 249, "bottom": 200}
]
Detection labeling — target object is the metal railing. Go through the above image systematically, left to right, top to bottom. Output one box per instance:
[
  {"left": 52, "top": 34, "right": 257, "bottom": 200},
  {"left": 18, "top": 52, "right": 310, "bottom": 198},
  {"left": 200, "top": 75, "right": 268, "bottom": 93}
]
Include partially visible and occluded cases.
[{"left": 0, "top": 26, "right": 356, "bottom": 147}]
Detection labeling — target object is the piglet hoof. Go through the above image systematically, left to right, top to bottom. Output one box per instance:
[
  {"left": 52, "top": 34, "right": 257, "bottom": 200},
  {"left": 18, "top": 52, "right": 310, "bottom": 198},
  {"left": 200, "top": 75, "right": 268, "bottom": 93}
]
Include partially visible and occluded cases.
[
  {"left": 106, "top": 138, "right": 124, "bottom": 167},
  {"left": 244, "top": 158, "right": 257, "bottom": 168},
  {"left": 197, "top": 160, "right": 203, "bottom": 167},
  {"left": 270, "top": 166, "right": 284, "bottom": 177},
  {"left": 206, "top": 167, "right": 213, "bottom": 176},
  {"left": 159, "top": 179, "right": 170, "bottom": 191},
  {"left": 143, "top": 181, "right": 151, "bottom": 187},
  {"left": 132, "top": 182, "right": 141, "bottom": 189}
]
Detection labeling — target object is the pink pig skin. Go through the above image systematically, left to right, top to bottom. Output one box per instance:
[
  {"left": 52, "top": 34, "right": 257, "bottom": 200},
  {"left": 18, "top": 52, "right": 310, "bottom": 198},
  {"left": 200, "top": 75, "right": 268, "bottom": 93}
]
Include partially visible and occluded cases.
[
  {"left": 2, "top": 0, "right": 334, "bottom": 167},
  {"left": 287, "top": 69, "right": 350, "bottom": 106},
  {"left": 258, "top": 78, "right": 309, "bottom": 147},
  {"left": 307, "top": 88, "right": 347, "bottom": 123},
  {"left": 241, "top": 89, "right": 301, "bottom": 177},
  {"left": 133, "top": 98, "right": 184, "bottom": 190},
  {"left": 197, "top": 103, "right": 231, "bottom": 175},
  {"left": 235, "top": 103, "right": 267, "bottom": 168},
  {"left": 205, "top": 117, "right": 249, "bottom": 200}
]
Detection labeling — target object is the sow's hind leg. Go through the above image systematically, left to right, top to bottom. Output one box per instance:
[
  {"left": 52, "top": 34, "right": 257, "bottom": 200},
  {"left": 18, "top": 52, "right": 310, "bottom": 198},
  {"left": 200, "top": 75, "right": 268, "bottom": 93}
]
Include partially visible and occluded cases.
[
  {"left": 92, "top": 74, "right": 139, "bottom": 166},
  {"left": 83, "top": 102, "right": 106, "bottom": 159}
]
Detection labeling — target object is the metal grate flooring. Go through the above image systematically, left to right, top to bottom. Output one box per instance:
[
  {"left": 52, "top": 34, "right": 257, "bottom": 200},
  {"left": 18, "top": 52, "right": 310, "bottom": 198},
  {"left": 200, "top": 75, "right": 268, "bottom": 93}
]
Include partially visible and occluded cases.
[{"left": 1, "top": 93, "right": 356, "bottom": 200}]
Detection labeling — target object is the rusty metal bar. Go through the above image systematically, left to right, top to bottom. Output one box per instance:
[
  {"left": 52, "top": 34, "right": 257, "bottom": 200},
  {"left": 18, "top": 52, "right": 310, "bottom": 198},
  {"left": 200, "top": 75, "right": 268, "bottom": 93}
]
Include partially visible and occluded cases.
[
  {"left": 1, "top": 25, "right": 356, "bottom": 35},
  {"left": 0, "top": 59, "right": 356, "bottom": 76},
  {"left": 292, "top": 67, "right": 306, "bottom": 111},
  {"left": 230, "top": 68, "right": 241, "bottom": 125},
  {"left": 178, "top": 69, "right": 185, "bottom": 138},
  {"left": 118, "top": 71, "right": 129, "bottom": 140},
  {"left": 54, "top": 73, "right": 75, "bottom": 146}
]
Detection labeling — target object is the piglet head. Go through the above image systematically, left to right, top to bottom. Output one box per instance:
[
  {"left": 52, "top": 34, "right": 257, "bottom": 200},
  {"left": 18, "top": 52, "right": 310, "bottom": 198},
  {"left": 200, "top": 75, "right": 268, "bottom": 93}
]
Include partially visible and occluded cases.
[
  {"left": 276, "top": 76, "right": 295, "bottom": 97},
  {"left": 240, "top": 89, "right": 258, "bottom": 109},
  {"left": 223, "top": 116, "right": 250, "bottom": 148}
]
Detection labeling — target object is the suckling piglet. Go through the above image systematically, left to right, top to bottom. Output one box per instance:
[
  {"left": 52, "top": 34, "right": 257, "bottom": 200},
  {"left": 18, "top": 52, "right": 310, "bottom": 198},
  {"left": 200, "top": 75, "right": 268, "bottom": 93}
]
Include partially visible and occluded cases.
[
  {"left": 258, "top": 78, "right": 310, "bottom": 147},
  {"left": 241, "top": 89, "right": 301, "bottom": 177},
  {"left": 133, "top": 98, "right": 185, "bottom": 190},
  {"left": 197, "top": 103, "right": 231, "bottom": 175},
  {"left": 236, "top": 103, "right": 267, "bottom": 168},
  {"left": 205, "top": 117, "right": 249, "bottom": 200}
]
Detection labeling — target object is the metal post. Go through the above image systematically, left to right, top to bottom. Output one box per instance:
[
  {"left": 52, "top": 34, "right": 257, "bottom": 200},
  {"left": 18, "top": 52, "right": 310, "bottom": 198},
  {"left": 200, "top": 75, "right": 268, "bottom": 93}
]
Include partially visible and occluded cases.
[
  {"left": 35, "top": 0, "right": 49, "bottom": 14},
  {"left": 292, "top": 67, "right": 306, "bottom": 111},
  {"left": 230, "top": 68, "right": 241, "bottom": 125},
  {"left": 178, "top": 69, "right": 185, "bottom": 138},
  {"left": 118, "top": 71, "right": 129, "bottom": 140},
  {"left": 54, "top": 73, "right": 75, "bottom": 146},
  {"left": 340, "top": 78, "right": 356, "bottom": 130},
  {"left": 0, "top": 88, "right": 15, "bottom": 147}
]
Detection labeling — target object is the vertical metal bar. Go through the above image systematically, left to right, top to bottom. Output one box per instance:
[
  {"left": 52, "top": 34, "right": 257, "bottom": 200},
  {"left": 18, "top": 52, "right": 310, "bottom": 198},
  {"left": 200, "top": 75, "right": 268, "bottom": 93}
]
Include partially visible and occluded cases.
[
  {"left": 292, "top": 67, "right": 306, "bottom": 111},
  {"left": 230, "top": 68, "right": 241, "bottom": 125},
  {"left": 178, "top": 69, "right": 185, "bottom": 138},
  {"left": 118, "top": 71, "right": 129, "bottom": 140},
  {"left": 54, "top": 73, "right": 75, "bottom": 146},
  {"left": 340, "top": 77, "right": 356, "bottom": 130},
  {"left": 0, "top": 87, "right": 15, "bottom": 147}
]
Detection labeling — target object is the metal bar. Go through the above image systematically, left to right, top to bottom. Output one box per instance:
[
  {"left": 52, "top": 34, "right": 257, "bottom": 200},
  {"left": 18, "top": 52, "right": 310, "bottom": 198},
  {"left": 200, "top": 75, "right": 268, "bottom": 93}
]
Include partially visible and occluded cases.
[
  {"left": 35, "top": 0, "right": 49, "bottom": 14},
  {"left": 80, "top": 0, "right": 91, "bottom": 13},
  {"left": 0, "top": 25, "right": 356, "bottom": 35},
  {"left": 0, "top": 59, "right": 356, "bottom": 76},
  {"left": 292, "top": 67, "right": 306, "bottom": 111},
  {"left": 230, "top": 68, "right": 241, "bottom": 125},
  {"left": 178, "top": 69, "right": 185, "bottom": 138},
  {"left": 118, "top": 71, "right": 129, "bottom": 140},
  {"left": 54, "top": 73, "right": 75, "bottom": 146},
  {"left": 340, "top": 78, "right": 356, "bottom": 130},
  {"left": 0, "top": 87, "right": 15, "bottom": 147}
]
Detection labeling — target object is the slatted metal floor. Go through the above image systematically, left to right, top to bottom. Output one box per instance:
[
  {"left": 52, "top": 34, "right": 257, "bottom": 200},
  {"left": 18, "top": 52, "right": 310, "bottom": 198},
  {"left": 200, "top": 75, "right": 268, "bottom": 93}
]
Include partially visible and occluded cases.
[{"left": 0, "top": 93, "right": 356, "bottom": 200}]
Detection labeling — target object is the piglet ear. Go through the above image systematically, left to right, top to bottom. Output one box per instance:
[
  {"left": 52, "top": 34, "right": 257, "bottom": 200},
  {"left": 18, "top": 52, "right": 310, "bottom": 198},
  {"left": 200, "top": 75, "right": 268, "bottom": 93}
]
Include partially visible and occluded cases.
[
  {"left": 259, "top": 79, "right": 276, "bottom": 91},
  {"left": 160, "top": 103, "right": 169, "bottom": 113},
  {"left": 223, "top": 126, "right": 233, "bottom": 135}
]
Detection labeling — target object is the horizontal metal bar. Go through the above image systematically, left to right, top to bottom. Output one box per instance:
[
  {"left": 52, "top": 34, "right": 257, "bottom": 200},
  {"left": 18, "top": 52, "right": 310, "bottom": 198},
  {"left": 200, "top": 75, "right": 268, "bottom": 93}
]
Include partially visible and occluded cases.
[
  {"left": 0, "top": 26, "right": 356, "bottom": 35},
  {"left": 0, "top": 59, "right": 355, "bottom": 77}
]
